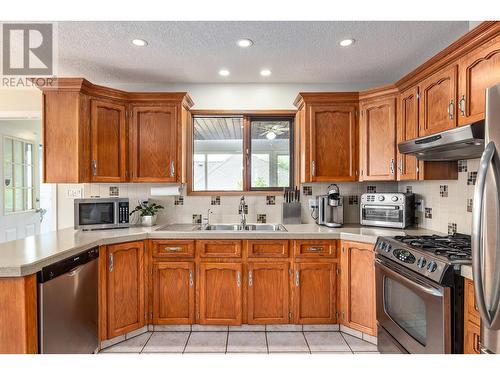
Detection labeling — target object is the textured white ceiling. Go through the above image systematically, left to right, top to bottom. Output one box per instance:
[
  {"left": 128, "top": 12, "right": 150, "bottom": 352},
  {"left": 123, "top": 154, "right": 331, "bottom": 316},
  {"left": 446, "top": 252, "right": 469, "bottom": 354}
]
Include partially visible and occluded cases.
[{"left": 57, "top": 21, "right": 469, "bottom": 85}]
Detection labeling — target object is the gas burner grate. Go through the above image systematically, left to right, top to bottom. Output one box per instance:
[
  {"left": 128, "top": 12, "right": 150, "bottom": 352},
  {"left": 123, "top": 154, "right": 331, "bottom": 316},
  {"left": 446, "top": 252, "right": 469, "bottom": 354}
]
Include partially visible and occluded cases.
[{"left": 392, "top": 233, "right": 472, "bottom": 261}]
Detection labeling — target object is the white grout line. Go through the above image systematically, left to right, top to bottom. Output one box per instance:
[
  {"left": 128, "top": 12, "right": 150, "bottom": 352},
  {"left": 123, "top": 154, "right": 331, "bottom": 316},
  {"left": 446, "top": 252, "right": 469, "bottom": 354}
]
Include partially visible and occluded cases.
[
  {"left": 182, "top": 331, "right": 192, "bottom": 354},
  {"left": 139, "top": 332, "right": 154, "bottom": 354},
  {"left": 301, "top": 332, "right": 312, "bottom": 354}
]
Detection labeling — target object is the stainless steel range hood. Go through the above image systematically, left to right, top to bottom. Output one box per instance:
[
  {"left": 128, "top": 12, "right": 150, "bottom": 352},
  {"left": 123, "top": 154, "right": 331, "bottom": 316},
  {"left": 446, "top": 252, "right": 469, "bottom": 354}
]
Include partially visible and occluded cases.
[{"left": 398, "top": 121, "right": 485, "bottom": 161}]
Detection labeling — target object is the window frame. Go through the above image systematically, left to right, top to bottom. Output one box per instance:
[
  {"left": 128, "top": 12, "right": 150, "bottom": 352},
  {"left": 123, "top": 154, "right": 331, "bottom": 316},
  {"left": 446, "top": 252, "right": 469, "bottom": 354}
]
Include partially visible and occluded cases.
[{"left": 188, "top": 110, "right": 296, "bottom": 195}]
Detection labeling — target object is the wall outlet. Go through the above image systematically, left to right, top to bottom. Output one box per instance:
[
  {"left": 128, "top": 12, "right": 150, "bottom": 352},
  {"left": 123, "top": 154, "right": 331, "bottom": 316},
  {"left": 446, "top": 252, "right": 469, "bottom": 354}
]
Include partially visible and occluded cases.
[
  {"left": 66, "top": 187, "right": 82, "bottom": 199},
  {"left": 308, "top": 198, "right": 318, "bottom": 209},
  {"left": 415, "top": 198, "right": 425, "bottom": 212}
]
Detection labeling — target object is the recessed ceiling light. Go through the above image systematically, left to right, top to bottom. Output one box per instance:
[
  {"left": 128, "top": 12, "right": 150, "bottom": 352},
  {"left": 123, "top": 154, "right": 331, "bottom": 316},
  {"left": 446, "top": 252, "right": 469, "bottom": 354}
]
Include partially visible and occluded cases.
[
  {"left": 237, "top": 38, "right": 254, "bottom": 48},
  {"left": 132, "top": 39, "right": 148, "bottom": 47},
  {"left": 339, "top": 39, "right": 355, "bottom": 47},
  {"left": 219, "top": 69, "right": 230, "bottom": 77},
  {"left": 260, "top": 69, "right": 272, "bottom": 77}
]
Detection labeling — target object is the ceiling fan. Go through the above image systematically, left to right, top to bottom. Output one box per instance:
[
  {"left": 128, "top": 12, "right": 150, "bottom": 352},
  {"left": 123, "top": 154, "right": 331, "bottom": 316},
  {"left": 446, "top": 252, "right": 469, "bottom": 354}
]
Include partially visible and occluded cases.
[{"left": 257, "top": 123, "right": 289, "bottom": 140}]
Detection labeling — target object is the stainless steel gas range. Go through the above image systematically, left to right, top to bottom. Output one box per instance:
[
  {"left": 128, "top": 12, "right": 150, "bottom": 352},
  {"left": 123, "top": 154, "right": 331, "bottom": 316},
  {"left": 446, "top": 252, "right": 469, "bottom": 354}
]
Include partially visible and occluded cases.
[{"left": 374, "top": 234, "right": 472, "bottom": 354}]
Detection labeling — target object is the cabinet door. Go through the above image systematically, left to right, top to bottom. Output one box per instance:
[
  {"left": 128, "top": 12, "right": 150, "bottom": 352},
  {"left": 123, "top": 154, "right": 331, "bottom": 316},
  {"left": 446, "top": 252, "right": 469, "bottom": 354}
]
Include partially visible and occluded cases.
[
  {"left": 458, "top": 35, "right": 500, "bottom": 125},
  {"left": 418, "top": 65, "right": 457, "bottom": 136},
  {"left": 397, "top": 87, "right": 419, "bottom": 181},
  {"left": 360, "top": 97, "right": 396, "bottom": 181},
  {"left": 90, "top": 99, "right": 127, "bottom": 182},
  {"left": 130, "top": 105, "right": 178, "bottom": 182},
  {"left": 309, "top": 105, "right": 358, "bottom": 182},
  {"left": 106, "top": 241, "right": 145, "bottom": 338},
  {"left": 340, "top": 241, "right": 376, "bottom": 336},
  {"left": 153, "top": 262, "right": 194, "bottom": 324},
  {"left": 247, "top": 262, "right": 290, "bottom": 324},
  {"left": 293, "top": 262, "right": 336, "bottom": 324},
  {"left": 198, "top": 263, "right": 242, "bottom": 325},
  {"left": 464, "top": 321, "right": 481, "bottom": 354}
]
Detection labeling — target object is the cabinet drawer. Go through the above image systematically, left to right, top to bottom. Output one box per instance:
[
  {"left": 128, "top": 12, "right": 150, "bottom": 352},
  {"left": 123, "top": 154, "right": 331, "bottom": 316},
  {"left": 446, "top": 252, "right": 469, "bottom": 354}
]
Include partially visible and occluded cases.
[
  {"left": 151, "top": 240, "right": 195, "bottom": 258},
  {"left": 197, "top": 240, "right": 242, "bottom": 258},
  {"left": 245, "top": 240, "right": 289, "bottom": 258},
  {"left": 293, "top": 240, "right": 337, "bottom": 258},
  {"left": 465, "top": 278, "right": 480, "bottom": 326}
]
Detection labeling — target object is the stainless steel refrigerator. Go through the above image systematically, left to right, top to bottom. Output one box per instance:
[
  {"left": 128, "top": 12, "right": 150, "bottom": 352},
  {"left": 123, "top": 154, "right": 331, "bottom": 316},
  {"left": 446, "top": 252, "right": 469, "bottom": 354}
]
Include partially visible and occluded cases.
[{"left": 472, "top": 83, "right": 500, "bottom": 354}]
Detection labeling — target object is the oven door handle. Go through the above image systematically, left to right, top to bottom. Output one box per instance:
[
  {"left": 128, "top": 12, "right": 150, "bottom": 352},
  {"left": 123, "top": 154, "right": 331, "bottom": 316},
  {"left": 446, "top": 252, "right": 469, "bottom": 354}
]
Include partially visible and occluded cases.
[
  {"left": 363, "top": 205, "right": 400, "bottom": 210},
  {"left": 375, "top": 258, "right": 444, "bottom": 297}
]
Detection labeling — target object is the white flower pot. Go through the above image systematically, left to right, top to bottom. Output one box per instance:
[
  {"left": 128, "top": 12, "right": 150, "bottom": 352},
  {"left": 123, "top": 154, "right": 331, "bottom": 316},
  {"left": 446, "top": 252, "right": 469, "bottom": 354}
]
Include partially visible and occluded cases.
[{"left": 141, "top": 215, "right": 156, "bottom": 227}]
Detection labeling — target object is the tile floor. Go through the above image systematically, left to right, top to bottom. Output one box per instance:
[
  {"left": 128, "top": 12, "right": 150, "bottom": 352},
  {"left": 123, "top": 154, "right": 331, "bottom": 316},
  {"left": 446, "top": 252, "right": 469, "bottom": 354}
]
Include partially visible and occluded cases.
[{"left": 100, "top": 326, "right": 379, "bottom": 354}]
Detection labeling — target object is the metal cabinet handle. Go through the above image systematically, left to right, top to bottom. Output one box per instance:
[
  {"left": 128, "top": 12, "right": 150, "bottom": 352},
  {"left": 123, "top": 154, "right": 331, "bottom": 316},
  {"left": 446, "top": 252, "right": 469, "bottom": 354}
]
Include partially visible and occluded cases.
[
  {"left": 459, "top": 95, "right": 466, "bottom": 117},
  {"left": 448, "top": 99, "right": 454, "bottom": 120},
  {"left": 397, "top": 158, "right": 402, "bottom": 173},
  {"left": 389, "top": 159, "right": 394, "bottom": 174},
  {"left": 92, "top": 160, "right": 97, "bottom": 176},
  {"left": 170, "top": 161, "right": 175, "bottom": 177},
  {"left": 311, "top": 161, "right": 316, "bottom": 177},
  {"left": 165, "top": 246, "right": 181, "bottom": 252},
  {"left": 308, "top": 246, "right": 323, "bottom": 251},
  {"left": 109, "top": 253, "right": 113, "bottom": 272},
  {"left": 189, "top": 270, "right": 193, "bottom": 287},
  {"left": 248, "top": 270, "right": 253, "bottom": 287},
  {"left": 236, "top": 271, "right": 241, "bottom": 288},
  {"left": 295, "top": 271, "right": 300, "bottom": 287}
]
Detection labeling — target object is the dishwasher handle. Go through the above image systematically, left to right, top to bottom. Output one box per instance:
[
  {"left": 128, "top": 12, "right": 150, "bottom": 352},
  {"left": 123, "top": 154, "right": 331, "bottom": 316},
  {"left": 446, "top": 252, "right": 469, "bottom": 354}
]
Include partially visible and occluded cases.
[{"left": 38, "top": 247, "right": 99, "bottom": 283}]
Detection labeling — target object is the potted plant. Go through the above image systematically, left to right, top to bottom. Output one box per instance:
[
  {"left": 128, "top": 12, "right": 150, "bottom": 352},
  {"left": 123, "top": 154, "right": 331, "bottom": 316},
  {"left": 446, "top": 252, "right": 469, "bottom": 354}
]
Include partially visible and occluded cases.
[{"left": 129, "top": 201, "right": 164, "bottom": 226}]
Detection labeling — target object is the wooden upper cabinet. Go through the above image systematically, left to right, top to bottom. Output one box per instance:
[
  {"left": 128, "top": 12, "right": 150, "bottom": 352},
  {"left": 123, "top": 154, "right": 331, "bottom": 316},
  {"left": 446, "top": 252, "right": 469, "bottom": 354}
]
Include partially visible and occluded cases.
[
  {"left": 458, "top": 34, "right": 500, "bottom": 125},
  {"left": 418, "top": 65, "right": 457, "bottom": 136},
  {"left": 397, "top": 87, "right": 419, "bottom": 181},
  {"left": 294, "top": 93, "right": 359, "bottom": 183},
  {"left": 359, "top": 95, "right": 397, "bottom": 181},
  {"left": 90, "top": 99, "right": 127, "bottom": 182},
  {"left": 130, "top": 105, "right": 179, "bottom": 182},
  {"left": 106, "top": 241, "right": 145, "bottom": 338},
  {"left": 340, "top": 241, "right": 376, "bottom": 336},
  {"left": 153, "top": 262, "right": 194, "bottom": 324},
  {"left": 247, "top": 262, "right": 290, "bottom": 324},
  {"left": 293, "top": 262, "right": 337, "bottom": 324},
  {"left": 198, "top": 263, "right": 242, "bottom": 325}
]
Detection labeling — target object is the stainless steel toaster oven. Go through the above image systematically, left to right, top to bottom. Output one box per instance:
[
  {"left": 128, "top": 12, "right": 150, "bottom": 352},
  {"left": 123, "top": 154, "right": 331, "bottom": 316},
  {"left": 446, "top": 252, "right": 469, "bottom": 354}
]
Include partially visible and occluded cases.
[{"left": 360, "top": 193, "right": 415, "bottom": 229}]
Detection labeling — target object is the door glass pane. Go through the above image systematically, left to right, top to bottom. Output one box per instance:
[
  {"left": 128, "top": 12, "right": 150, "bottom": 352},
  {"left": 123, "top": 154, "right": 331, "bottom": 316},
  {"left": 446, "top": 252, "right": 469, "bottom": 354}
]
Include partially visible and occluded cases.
[
  {"left": 193, "top": 117, "right": 243, "bottom": 191},
  {"left": 250, "top": 119, "right": 291, "bottom": 189},
  {"left": 4, "top": 138, "right": 12, "bottom": 162},
  {"left": 13, "top": 140, "right": 23, "bottom": 163},
  {"left": 25, "top": 143, "right": 33, "bottom": 165},
  {"left": 4, "top": 163, "right": 12, "bottom": 187},
  {"left": 14, "top": 164, "right": 24, "bottom": 187},
  {"left": 25, "top": 164, "right": 33, "bottom": 188},
  {"left": 4, "top": 188, "right": 13, "bottom": 213},
  {"left": 15, "top": 189, "right": 24, "bottom": 212},
  {"left": 26, "top": 189, "right": 33, "bottom": 210},
  {"left": 384, "top": 276, "right": 427, "bottom": 345}
]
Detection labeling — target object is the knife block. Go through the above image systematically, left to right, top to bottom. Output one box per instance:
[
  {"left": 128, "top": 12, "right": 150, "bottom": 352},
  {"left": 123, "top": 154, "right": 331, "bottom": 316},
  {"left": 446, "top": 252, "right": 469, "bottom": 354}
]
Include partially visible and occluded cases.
[{"left": 282, "top": 202, "right": 301, "bottom": 224}]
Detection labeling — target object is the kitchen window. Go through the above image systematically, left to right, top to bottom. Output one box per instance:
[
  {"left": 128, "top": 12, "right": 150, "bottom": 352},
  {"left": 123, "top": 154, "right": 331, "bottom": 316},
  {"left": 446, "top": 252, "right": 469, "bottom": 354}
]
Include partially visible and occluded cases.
[
  {"left": 191, "top": 114, "right": 294, "bottom": 193},
  {"left": 3, "top": 136, "right": 35, "bottom": 213}
]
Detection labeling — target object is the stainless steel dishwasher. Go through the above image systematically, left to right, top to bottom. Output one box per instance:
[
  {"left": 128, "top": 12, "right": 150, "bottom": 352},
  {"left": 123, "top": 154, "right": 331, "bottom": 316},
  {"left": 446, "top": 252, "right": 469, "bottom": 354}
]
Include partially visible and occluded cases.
[{"left": 38, "top": 247, "right": 99, "bottom": 354}]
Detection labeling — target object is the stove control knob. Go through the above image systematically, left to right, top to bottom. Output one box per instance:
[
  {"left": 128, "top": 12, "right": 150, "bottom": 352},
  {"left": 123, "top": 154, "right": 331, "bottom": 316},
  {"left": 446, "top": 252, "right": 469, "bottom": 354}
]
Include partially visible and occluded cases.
[
  {"left": 378, "top": 196, "right": 385, "bottom": 201},
  {"left": 391, "top": 196, "right": 399, "bottom": 202},
  {"left": 377, "top": 242, "right": 385, "bottom": 250},
  {"left": 385, "top": 244, "right": 392, "bottom": 253},
  {"left": 417, "top": 257, "right": 427, "bottom": 268},
  {"left": 427, "top": 261, "right": 437, "bottom": 273}
]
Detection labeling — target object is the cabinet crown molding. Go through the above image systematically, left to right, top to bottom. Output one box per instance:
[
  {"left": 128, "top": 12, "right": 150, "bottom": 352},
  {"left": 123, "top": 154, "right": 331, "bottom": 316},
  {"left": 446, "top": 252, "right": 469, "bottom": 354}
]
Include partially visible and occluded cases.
[{"left": 294, "top": 92, "right": 360, "bottom": 108}]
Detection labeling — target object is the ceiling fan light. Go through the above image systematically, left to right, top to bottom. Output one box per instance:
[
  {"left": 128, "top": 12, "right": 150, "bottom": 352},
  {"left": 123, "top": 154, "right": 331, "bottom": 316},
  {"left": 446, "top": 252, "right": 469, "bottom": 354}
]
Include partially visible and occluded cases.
[{"left": 266, "top": 131, "right": 277, "bottom": 140}]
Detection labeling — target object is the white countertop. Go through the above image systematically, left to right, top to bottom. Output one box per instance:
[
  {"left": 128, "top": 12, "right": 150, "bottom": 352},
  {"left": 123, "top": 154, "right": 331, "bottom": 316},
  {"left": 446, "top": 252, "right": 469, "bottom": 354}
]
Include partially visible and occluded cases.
[
  {"left": 0, "top": 223, "right": 442, "bottom": 277},
  {"left": 461, "top": 265, "right": 473, "bottom": 280}
]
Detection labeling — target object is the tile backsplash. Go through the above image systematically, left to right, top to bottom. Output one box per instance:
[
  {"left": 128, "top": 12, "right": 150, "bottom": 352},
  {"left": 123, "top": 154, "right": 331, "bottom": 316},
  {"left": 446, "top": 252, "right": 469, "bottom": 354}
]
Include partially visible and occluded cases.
[{"left": 57, "top": 159, "right": 479, "bottom": 235}]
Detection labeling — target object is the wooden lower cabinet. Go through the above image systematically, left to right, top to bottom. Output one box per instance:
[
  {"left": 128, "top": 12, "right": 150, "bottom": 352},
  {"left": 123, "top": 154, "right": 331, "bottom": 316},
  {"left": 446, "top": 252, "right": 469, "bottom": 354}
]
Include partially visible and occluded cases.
[
  {"left": 105, "top": 241, "right": 145, "bottom": 338},
  {"left": 340, "top": 241, "right": 376, "bottom": 336},
  {"left": 153, "top": 262, "right": 194, "bottom": 324},
  {"left": 198, "top": 262, "right": 242, "bottom": 325},
  {"left": 247, "top": 262, "right": 290, "bottom": 324},
  {"left": 293, "top": 262, "right": 337, "bottom": 324},
  {"left": 464, "top": 278, "right": 481, "bottom": 354},
  {"left": 464, "top": 321, "right": 481, "bottom": 354}
]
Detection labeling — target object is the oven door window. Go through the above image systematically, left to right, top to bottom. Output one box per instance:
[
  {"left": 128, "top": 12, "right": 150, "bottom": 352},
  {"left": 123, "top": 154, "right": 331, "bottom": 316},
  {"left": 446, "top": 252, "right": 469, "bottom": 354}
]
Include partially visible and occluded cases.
[
  {"left": 79, "top": 203, "right": 115, "bottom": 225},
  {"left": 362, "top": 207, "right": 402, "bottom": 223},
  {"left": 384, "top": 276, "right": 427, "bottom": 345}
]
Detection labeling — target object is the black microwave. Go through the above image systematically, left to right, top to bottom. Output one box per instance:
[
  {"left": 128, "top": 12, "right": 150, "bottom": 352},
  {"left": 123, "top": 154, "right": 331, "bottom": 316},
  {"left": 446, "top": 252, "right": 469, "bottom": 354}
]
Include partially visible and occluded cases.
[{"left": 74, "top": 198, "right": 129, "bottom": 230}]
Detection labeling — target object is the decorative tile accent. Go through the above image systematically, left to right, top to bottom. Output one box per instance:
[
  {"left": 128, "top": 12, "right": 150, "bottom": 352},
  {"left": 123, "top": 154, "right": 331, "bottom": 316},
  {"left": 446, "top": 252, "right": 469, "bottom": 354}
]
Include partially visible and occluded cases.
[
  {"left": 458, "top": 160, "right": 468, "bottom": 172},
  {"left": 467, "top": 171, "right": 478, "bottom": 185},
  {"left": 366, "top": 185, "right": 376, "bottom": 193},
  {"left": 439, "top": 185, "right": 448, "bottom": 198},
  {"left": 109, "top": 186, "right": 119, "bottom": 197},
  {"left": 302, "top": 186, "right": 312, "bottom": 196},
  {"left": 406, "top": 186, "right": 413, "bottom": 194},
  {"left": 348, "top": 195, "right": 359, "bottom": 205},
  {"left": 174, "top": 196, "right": 184, "bottom": 205},
  {"left": 210, "top": 196, "right": 220, "bottom": 205},
  {"left": 266, "top": 196, "right": 276, "bottom": 205},
  {"left": 467, "top": 198, "right": 473, "bottom": 213},
  {"left": 238, "top": 204, "right": 248, "bottom": 215},
  {"left": 424, "top": 207, "right": 432, "bottom": 219},
  {"left": 192, "top": 214, "right": 202, "bottom": 224},
  {"left": 257, "top": 214, "right": 267, "bottom": 224},
  {"left": 448, "top": 222, "right": 457, "bottom": 235}
]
